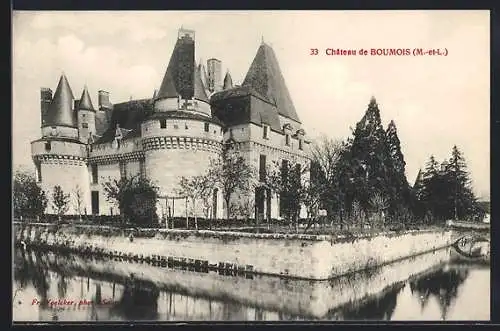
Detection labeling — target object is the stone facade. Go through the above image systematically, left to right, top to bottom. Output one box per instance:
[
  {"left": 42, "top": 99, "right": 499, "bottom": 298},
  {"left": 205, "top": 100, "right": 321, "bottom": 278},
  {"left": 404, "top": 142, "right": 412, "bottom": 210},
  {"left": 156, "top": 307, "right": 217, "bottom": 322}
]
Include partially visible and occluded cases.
[{"left": 30, "top": 27, "right": 311, "bottom": 221}]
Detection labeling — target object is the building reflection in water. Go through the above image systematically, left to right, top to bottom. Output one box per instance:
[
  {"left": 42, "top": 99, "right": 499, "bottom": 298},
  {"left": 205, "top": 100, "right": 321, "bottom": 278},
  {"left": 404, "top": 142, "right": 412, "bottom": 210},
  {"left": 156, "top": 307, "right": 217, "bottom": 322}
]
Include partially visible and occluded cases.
[
  {"left": 12, "top": 247, "right": 487, "bottom": 321},
  {"left": 409, "top": 267, "right": 469, "bottom": 320}
]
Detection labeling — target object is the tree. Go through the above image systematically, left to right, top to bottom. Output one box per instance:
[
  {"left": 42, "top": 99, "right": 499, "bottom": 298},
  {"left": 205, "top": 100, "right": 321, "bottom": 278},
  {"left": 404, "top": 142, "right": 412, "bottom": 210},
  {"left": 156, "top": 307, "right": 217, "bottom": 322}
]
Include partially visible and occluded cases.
[
  {"left": 349, "top": 97, "right": 395, "bottom": 213},
  {"left": 385, "top": 120, "right": 412, "bottom": 213},
  {"left": 310, "top": 136, "right": 345, "bottom": 222},
  {"left": 208, "top": 145, "right": 255, "bottom": 220},
  {"left": 445, "top": 145, "right": 478, "bottom": 220},
  {"left": 421, "top": 155, "right": 448, "bottom": 222},
  {"left": 266, "top": 160, "right": 310, "bottom": 233},
  {"left": 13, "top": 169, "right": 47, "bottom": 220},
  {"left": 177, "top": 173, "right": 215, "bottom": 229},
  {"left": 102, "top": 175, "right": 159, "bottom": 227},
  {"left": 52, "top": 185, "right": 70, "bottom": 221},
  {"left": 72, "top": 185, "right": 84, "bottom": 221},
  {"left": 368, "top": 192, "right": 390, "bottom": 228}
]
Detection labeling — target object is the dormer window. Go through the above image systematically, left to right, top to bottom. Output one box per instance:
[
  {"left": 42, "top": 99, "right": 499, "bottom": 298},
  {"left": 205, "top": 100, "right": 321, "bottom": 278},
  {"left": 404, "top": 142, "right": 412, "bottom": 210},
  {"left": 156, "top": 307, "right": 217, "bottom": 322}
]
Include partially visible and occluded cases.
[
  {"left": 263, "top": 125, "right": 268, "bottom": 139},
  {"left": 285, "top": 134, "right": 290, "bottom": 146}
]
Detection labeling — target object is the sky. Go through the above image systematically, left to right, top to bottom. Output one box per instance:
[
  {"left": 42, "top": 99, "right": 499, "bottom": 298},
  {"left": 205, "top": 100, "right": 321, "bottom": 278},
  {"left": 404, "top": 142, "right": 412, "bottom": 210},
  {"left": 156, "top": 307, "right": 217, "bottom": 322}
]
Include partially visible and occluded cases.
[{"left": 12, "top": 10, "right": 490, "bottom": 200}]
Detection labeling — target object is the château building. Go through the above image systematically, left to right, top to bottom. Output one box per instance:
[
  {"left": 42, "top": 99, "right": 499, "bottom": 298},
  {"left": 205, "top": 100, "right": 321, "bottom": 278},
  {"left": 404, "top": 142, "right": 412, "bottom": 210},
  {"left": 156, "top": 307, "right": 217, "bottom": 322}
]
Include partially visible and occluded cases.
[{"left": 30, "top": 28, "right": 310, "bottom": 221}]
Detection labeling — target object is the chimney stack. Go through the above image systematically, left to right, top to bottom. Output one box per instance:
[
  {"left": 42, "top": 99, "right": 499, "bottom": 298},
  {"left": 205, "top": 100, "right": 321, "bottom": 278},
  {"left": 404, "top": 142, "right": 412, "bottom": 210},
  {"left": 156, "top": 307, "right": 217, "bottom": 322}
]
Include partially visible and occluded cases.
[
  {"left": 207, "top": 58, "right": 222, "bottom": 93},
  {"left": 40, "top": 88, "right": 53, "bottom": 126},
  {"left": 98, "top": 90, "right": 111, "bottom": 110}
]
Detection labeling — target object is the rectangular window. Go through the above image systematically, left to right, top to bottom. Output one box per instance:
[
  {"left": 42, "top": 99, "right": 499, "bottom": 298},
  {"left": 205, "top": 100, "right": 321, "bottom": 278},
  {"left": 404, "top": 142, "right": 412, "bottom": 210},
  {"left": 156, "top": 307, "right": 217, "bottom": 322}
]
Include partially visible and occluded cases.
[
  {"left": 160, "top": 119, "right": 167, "bottom": 129},
  {"left": 82, "top": 122, "right": 88, "bottom": 128},
  {"left": 204, "top": 122, "right": 210, "bottom": 132},
  {"left": 263, "top": 125, "right": 268, "bottom": 139},
  {"left": 285, "top": 134, "right": 290, "bottom": 146},
  {"left": 299, "top": 139, "right": 303, "bottom": 150},
  {"left": 45, "top": 141, "right": 51, "bottom": 152},
  {"left": 259, "top": 154, "right": 266, "bottom": 181},
  {"left": 119, "top": 161, "right": 127, "bottom": 179},
  {"left": 36, "top": 163, "right": 42, "bottom": 182},
  {"left": 91, "top": 164, "right": 98, "bottom": 184}
]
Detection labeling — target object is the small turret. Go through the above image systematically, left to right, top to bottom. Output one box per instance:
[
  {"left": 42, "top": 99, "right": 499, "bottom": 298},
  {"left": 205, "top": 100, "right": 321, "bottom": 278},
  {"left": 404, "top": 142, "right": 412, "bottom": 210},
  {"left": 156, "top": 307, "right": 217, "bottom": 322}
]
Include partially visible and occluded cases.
[
  {"left": 223, "top": 71, "right": 233, "bottom": 90},
  {"left": 41, "top": 73, "right": 79, "bottom": 139},
  {"left": 43, "top": 73, "right": 76, "bottom": 128},
  {"left": 77, "top": 85, "right": 97, "bottom": 143},
  {"left": 79, "top": 85, "right": 95, "bottom": 111}
]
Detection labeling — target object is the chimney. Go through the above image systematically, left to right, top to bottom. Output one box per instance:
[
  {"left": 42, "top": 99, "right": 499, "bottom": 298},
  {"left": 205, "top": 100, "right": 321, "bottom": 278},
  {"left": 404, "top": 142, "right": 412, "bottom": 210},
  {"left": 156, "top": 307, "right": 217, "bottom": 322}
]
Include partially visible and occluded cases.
[
  {"left": 207, "top": 58, "right": 222, "bottom": 93},
  {"left": 40, "top": 87, "right": 52, "bottom": 126},
  {"left": 98, "top": 90, "right": 111, "bottom": 110}
]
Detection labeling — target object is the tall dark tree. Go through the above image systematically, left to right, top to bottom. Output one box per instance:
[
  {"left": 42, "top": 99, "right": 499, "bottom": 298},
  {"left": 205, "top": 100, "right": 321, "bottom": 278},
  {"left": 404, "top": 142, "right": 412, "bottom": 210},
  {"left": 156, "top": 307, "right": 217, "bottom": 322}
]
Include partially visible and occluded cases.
[
  {"left": 349, "top": 97, "right": 395, "bottom": 214},
  {"left": 385, "top": 120, "right": 412, "bottom": 216},
  {"left": 445, "top": 145, "right": 478, "bottom": 220}
]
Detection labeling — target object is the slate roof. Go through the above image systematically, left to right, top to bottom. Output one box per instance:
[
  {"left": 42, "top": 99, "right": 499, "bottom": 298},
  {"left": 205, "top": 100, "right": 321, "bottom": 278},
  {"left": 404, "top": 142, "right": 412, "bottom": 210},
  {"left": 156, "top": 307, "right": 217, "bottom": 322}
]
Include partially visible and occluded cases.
[
  {"left": 157, "top": 33, "right": 196, "bottom": 100},
  {"left": 242, "top": 42, "right": 301, "bottom": 123},
  {"left": 194, "top": 65, "right": 209, "bottom": 103},
  {"left": 223, "top": 71, "right": 233, "bottom": 90},
  {"left": 44, "top": 74, "right": 77, "bottom": 128},
  {"left": 78, "top": 86, "right": 95, "bottom": 111},
  {"left": 210, "top": 86, "right": 282, "bottom": 132},
  {"left": 94, "top": 99, "right": 152, "bottom": 144}
]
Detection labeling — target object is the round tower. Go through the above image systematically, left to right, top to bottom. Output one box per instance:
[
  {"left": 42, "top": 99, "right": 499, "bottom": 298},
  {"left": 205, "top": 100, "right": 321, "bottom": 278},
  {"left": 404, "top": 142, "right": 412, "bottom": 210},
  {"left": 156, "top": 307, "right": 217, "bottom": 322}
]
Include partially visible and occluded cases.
[
  {"left": 143, "top": 28, "right": 224, "bottom": 219},
  {"left": 31, "top": 73, "right": 91, "bottom": 216}
]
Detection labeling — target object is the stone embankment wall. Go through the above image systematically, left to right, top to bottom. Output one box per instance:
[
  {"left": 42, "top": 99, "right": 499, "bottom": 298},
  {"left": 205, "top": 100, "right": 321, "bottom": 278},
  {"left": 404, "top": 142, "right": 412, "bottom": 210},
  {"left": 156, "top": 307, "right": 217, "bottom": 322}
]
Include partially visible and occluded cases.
[{"left": 14, "top": 222, "right": 453, "bottom": 280}]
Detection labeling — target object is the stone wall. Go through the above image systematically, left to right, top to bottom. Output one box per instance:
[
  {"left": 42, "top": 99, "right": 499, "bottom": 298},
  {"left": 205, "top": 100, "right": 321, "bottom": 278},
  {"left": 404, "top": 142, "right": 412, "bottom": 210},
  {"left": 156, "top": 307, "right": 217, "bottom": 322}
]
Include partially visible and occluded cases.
[{"left": 15, "top": 223, "right": 453, "bottom": 280}]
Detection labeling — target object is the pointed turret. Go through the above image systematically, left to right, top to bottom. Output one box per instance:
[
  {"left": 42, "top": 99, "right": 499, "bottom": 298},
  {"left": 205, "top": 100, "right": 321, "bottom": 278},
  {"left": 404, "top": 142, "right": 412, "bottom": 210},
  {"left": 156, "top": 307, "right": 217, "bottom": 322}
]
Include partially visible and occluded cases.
[
  {"left": 156, "top": 27, "right": 196, "bottom": 101},
  {"left": 242, "top": 42, "right": 301, "bottom": 123},
  {"left": 194, "top": 64, "right": 209, "bottom": 103},
  {"left": 223, "top": 71, "right": 233, "bottom": 90},
  {"left": 44, "top": 73, "right": 76, "bottom": 128},
  {"left": 78, "top": 85, "right": 95, "bottom": 111}
]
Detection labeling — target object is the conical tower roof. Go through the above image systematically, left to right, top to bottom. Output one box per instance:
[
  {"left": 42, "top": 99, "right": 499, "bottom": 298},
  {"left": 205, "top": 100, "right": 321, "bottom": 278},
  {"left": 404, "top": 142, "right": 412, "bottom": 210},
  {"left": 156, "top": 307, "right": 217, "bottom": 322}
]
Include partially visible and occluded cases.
[
  {"left": 157, "top": 29, "right": 196, "bottom": 101},
  {"left": 242, "top": 42, "right": 301, "bottom": 123},
  {"left": 194, "top": 64, "right": 209, "bottom": 103},
  {"left": 223, "top": 71, "right": 233, "bottom": 90},
  {"left": 44, "top": 73, "right": 76, "bottom": 127},
  {"left": 78, "top": 85, "right": 95, "bottom": 111}
]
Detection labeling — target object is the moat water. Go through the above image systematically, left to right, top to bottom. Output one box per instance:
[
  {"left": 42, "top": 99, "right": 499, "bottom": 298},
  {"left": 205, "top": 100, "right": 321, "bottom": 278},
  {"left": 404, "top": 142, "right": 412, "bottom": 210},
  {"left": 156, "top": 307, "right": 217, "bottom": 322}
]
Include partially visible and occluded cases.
[{"left": 12, "top": 245, "right": 490, "bottom": 322}]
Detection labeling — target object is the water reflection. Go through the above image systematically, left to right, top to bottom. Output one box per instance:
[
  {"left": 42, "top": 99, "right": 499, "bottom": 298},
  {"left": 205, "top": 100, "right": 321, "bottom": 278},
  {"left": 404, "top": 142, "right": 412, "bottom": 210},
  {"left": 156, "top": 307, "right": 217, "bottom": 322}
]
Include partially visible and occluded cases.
[
  {"left": 12, "top": 247, "right": 489, "bottom": 321},
  {"left": 409, "top": 267, "right": 469, "bottom": 320}
]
